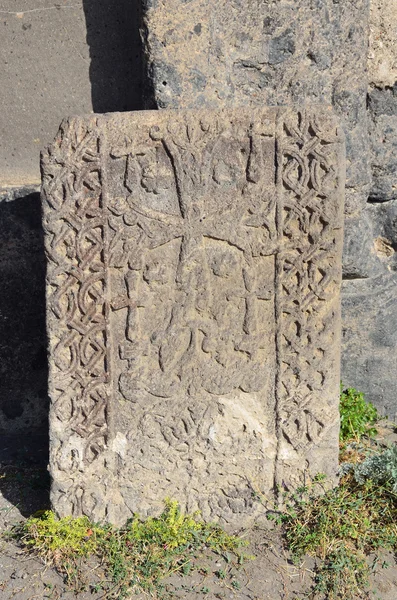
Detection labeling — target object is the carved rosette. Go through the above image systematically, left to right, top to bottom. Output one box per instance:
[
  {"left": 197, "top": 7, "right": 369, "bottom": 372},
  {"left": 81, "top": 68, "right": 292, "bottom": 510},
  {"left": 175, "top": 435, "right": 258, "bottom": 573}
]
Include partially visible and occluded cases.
[{"left": 41, "top": 117, "right": 112, "bottom": 518}]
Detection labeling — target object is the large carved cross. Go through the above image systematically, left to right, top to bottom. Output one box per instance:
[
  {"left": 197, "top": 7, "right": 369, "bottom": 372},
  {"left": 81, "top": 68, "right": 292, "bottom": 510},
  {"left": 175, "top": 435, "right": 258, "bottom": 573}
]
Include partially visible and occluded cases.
[{"left": 111, "top": 121, "right": 277, "bottom": 394}]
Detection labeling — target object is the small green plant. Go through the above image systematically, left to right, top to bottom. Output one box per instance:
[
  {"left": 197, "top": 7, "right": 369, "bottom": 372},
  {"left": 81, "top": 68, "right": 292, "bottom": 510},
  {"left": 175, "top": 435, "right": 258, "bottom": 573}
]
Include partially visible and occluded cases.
[
  {"left": 339, "top": 384, "right": 379, "bottom": 442},
  {"left": 267, "top": 385, "right": 395, "bottom": 598},
  {"left": 271, "top": 397, "right": 397, "bottom": 600},
  {"left": 352, "top": 444, "right": 397, "bottom": 492},
  {"left": 275, "top": 474, "right": 397, "bottom": 599},
  {"left": 14, "top": 499, "right": 246, "bottom": 599},
  {"left": 16, "top": 511, "right": 102, "bottom": 562},
  {"left": 311, "top": 546, "right": 369, "bottom": 599}
]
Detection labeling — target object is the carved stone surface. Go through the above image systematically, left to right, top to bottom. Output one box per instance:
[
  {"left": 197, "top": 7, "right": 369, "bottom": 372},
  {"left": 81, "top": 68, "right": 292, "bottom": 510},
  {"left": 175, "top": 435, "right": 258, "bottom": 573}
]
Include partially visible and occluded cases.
[
  {"left": 142, "top": 0, "right": 370, "bottom": 271},
  {"left": 42, "top": 107, "right": 345, "bottom": 528}
]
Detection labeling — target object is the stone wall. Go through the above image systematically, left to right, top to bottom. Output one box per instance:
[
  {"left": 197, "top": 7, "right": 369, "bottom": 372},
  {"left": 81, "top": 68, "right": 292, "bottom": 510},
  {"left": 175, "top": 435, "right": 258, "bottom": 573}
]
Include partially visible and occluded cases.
[
  {"left": 0, "top": 0, "right": 396, "bottom": 436},
  {"left": 341, "top": 0, "right": 397, "bottom": 416}
]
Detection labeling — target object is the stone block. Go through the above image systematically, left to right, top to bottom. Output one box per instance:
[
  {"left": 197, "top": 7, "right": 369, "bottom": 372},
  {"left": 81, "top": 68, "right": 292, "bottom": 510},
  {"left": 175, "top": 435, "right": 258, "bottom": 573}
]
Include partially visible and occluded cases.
[
  {"left": 141, "top": 0, "right": 370, "bottom": 278},
  {"left": 368, "top": 0, "right": 397, "bottom": 89},
  {"left": 368, "top": 87, "right": 397, "bottom": 203},
  {"left": 42, "top": 107, "right": 345, "bottom": 527},
  {"left": 342, "top": 210, "right": 380, "bottom": 280},
  {"left": 342, "top": 273, "right": 397, "bottom": 419}
]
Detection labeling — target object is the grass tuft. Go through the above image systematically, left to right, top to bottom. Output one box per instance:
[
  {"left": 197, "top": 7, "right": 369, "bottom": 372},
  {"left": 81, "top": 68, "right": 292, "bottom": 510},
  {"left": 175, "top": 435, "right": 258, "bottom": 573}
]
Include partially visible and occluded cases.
[
  {"left": 271, "top": 384, "right": 396, "bottom": 599},
  {"left": 276, "top": 475, "right": 397, "bottom": 598},
  {"left": 12, "top": 498, "right": 247, "bottom": 599}
]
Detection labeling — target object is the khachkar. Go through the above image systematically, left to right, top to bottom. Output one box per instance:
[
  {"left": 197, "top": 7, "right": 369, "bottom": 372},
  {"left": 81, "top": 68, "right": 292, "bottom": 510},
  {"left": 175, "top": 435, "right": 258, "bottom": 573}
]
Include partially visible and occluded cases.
[{"left": 41, "top": 107, "right": 345, "bottom": 528}]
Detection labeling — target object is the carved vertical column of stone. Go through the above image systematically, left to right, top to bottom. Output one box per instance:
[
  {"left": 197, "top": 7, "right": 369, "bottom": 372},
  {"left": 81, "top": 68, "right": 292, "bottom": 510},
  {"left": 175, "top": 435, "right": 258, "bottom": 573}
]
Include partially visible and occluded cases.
[
  {"left": 274, "top": 108, "right": 345, "bottom": 489},
  {"left": 41, "top": 117, "right": 116, "bottom": 522}
]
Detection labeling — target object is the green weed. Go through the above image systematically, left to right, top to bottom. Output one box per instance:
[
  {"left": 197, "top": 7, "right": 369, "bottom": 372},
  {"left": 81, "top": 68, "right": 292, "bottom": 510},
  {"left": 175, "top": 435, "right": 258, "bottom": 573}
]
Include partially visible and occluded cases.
[
  {"left": 339, "top": 384, "right": 379, "bottom": 442},
  {"left": 270, "top": 386, "right": 395, "bottom": 599},
  {"left": 276, "top": 473, "right": 397, "bottom": 599},
  {"left": 13, "top": 499, "right": 246, "bottom": 599},
  {"left": 15, "top": 511, "right": 102, "bottom": 561}
]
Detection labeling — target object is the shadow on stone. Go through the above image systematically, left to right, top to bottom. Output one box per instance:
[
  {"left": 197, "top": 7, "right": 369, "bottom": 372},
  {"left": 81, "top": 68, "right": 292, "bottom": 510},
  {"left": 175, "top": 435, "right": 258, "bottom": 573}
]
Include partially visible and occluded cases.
[
  {"left": 82, "top": 0, "right": 144, "bottom": 112},
  {"left": 0, "top": 192, "right": 50, "bottom": 516},
  {"left": 0, "top": 435, "right": 50, "bottom": 518}
]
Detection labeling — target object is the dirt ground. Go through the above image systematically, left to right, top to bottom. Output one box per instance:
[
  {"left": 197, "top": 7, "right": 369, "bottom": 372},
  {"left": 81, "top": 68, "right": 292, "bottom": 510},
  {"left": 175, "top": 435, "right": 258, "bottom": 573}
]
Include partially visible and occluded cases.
[{"left": 2, "top": 430, "right": 397, "bottom": 600}]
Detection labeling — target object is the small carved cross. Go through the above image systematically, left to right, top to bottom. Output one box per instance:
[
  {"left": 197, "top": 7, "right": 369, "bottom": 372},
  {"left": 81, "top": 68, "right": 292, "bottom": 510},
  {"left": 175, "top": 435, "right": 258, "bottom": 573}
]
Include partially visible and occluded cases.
[
  {"left": 231, "top": 268, "right": 274, "bottom": 336},
  {"left": 111, "top": 270, "right": 150, "bottom": 344}
]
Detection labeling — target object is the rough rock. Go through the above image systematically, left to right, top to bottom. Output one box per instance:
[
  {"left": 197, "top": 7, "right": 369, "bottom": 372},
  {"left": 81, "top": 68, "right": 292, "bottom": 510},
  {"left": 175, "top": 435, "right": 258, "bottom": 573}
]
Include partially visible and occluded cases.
[
  {"left": 141, "top": 0, "right": 370, "bottom": 276},
  {"left": 342, "top": 0, "right": 397, "bottom": 416},
  {"left": 368, "top": 0, "right": 397, "bottom": 88},
  {"left": 368, "top": 86, "right": 397, "bottom": 203},
  {"left": 41, "top": 106, "right": 344, "bottom": 527},
  {"left": 341, "top": 199, "right": 397, "bottom": 412},
  {"left": 342, "top": 210, "right": 380, "bottom": 280},
  {"left": 342, "top": 272, "right": 397, "bottom": 419}
]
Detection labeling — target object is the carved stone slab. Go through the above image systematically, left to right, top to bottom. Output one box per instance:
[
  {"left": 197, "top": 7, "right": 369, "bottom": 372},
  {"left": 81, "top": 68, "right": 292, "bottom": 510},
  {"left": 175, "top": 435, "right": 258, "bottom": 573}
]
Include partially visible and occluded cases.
[{"left": 42, "top": 107, "right": 345, "bottom": 528}]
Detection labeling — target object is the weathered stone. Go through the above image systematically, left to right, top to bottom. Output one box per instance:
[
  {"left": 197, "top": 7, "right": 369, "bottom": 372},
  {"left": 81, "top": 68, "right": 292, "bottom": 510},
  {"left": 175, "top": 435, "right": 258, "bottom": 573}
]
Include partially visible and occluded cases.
[
  {"left": 141, "top": 0, "right": 371, "bottom": 218},
  {"left": 341, "top": 0, "right": 397, "bottom": 417},
  {"left": 368, "top": 0, "right": 397, "bottom": 89},
  {"left": 368, "top": 87, "right": 397, "bottom": 203},
  {"left": 42, "top": 107, "right": 344, "bottom": 527},
  {"left": 341, "top": 198, "right": 397, "bottom": 414},
  {"left": 365, "top": 200, "right": 397, "bottom": 276},
  {"left": 372, "top": 200, "right": 397, "bottom": 253},
  {"left": 342, "top": 210, "right": 381, "bottom": 280},
  {"left": 342, "top": 273, "right": 397, "bottom": 419}
]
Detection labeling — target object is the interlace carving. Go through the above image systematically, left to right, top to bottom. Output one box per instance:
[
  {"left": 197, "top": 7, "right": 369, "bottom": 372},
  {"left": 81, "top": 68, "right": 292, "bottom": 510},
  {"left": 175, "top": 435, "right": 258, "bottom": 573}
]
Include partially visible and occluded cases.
[
  {"left": 276, "top": 110, "right": 343, "bottom": 453},
  {"left": 42, "top": 118, "right": 111, "bottom": 513}
]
